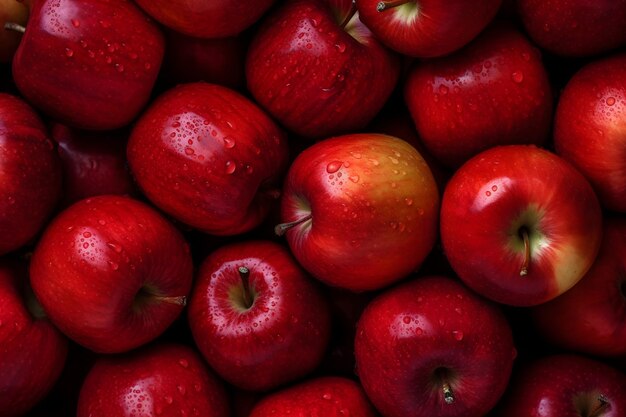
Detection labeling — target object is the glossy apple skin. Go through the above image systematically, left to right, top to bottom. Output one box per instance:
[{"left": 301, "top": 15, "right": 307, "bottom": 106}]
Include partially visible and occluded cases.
[
  {"left": 0, "top": 0, "right": 29, "bottom": 62},
  {"left": 12, "top": 0, "right": 164, "bottom": 130},
  {"left": 134, "top": 0, "right": 276, "bottom": 39},
  {"left": 246, "top": 0, "right": 401, "bottom": 138},
  {"left": 356, "top": 0, "right": 501, "bottom": 57},
  {"left": 517, "top": 0, "right": 626, "bottom": 57},
  {"left": 404, "top": 24, "right": 552, "bottom": 168},
  {"left": 554, "top": 53, "right": 626, "bottom": 213},
  {"left": 127, "top": 82, "right": 289, "bottom": 236},
  {"left": 0, "top": 93, "right": 61, "bottom": 255},
  {"left": 51, "top": 123, "right": 135, "bottom": 207},
  {"left": 279, "top": 133, "right": 439, "bottom": 292},
  {"left": 441, "top": 145, "right": 603, "bottom": 306},
  {"left": 30, "top": 195, "right": 193, "bottom": 353},
  {"left": 531, "top": 217, "right": 626, "bottom": 357},
  {"left": 188, "top": 240, "right": 331, "bottom": 391},
  {"left": 0, "top": 259, "right": 68, "bottom": 417},
  {"left": 355, "top": 276, "right": 516, "bottom": 417},
  {"left": 77, "top": 343, "right": 229, "bottom": 417},
  {"left": 496, "top": 354, "right": 626, "bottom": 417},
  {"left": 249, "top": 376, "right": 379, "bottom": 417}
]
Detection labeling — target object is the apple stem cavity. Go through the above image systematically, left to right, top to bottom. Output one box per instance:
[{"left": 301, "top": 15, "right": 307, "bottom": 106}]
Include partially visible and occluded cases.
[
  {"left": 340, "top": 0, "right": 358, "bottom": 29},
  {"left": 376, "top": 0, "right": 411, "bottom": 12},
  {"left": 3, "top": 22, "right": 26, "bottom": 34},
  {"left": 274, "top": 214, "right": 313, "bottom": 236},
  {"left": 519, "top": 227, "right": 531, "bottom": 277},
  {"left": 238, "top": 266, "right": 254, "bottom": 309},
  {"left": 589, "top": 395, "right": 611, "bottom": 417}
]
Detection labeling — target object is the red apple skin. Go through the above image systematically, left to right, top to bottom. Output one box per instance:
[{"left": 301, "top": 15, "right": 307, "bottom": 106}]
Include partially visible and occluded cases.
[
  {"left": 0, "top": 0, "right": 29, "bottom": 62},
  {"left": 12, "top": 0, "right": 164, "bottom": 130},
  {"left": 133, "top": 0, "right": 276, "bottom": 39},
  {"left": 246, "top": 0, "right": 401, "bottom": 139},
  {"left": 356, "top": 0, "right": 501, "bottom": 57},
  {"left": 517, "top": 0, "right": 626, "bottom": 57},
  {"left": 404, "top": 24, "right": 552, "bottom": 168},
  {"left": 554, "top": 53, "right": 626, "bottom": 213},
  {"left": 127, "top": 82, "right": 289, "bottom": 236},
  {"left": 0, "top": 93, "right": 61, "bottom": 255},
  {"left": 51, "top": 123, "right": 136, "bottom": 207},
  {"left": 278, "top": 133, "right": 439, "bottom": 292},
  {"left": 440, "top": 145, "right": 603, "bottom": 306},
  {"left": 30, "top": 195, "right": 193, "bottom": 353},
  {"left": 531, "top": 217, "right": 626, "bottom": 357},
  {"left": 188, "top": 240, "right": 331, "bottom": 391},
  {"left": 0, "top": 259, "right": 68, "bottom": 417},
  {"left": 354, "top": 276, "right": 516, "bottom": 417},
  {"left": 77, "top": 343, "right": 229, "bottom": 417},
  {"left": 495, "top": 354, "right": 626, "bottom": 417},
  {"left": 249, "top": 376, "right": 379, "bottom": 417}
]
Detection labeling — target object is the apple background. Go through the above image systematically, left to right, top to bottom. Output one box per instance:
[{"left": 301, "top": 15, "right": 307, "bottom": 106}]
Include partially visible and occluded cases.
[{"left": 0, "top": 0, "right": 625, "bottom": 416}]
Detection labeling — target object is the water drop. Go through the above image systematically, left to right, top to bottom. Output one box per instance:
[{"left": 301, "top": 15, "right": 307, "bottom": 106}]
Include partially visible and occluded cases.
[
  {"left": 335, "top": 42, "right": 346, "bottom": 52},
  {"left": 65, "top": 48, "right": 74, "bottom": 57},
  {"left": 115, "top": 64, "right": 124, "bottom": 73},
  {"left": 511, "top": 71, "right": 524, "bottom": 83},
  {"left": 439, "top": 85, "right": 449, "bottom": 95},
  {"left": 606, "top": 97, "right": 616, "bottom": 106},
  {"left": 184, "top": 147, "right": 195, "bottom": 155},
  {"left": 225, "top": 161, "right": 236, "bottom": 174},
  {"left": 326, "top": 161, "right": 342, "bottom": 173},
  {"left": 349, "top": 175, "right": 359, "bottom": 183},
  {"left": 491, "top": 185, "right": 498, "bottom": 192},
  {"left": 485, "top": 191, "right": 491, "bottom": 196},
  {"left": 405, "top": 198, "right": 413, "bottom": 206},
  {"left": 107, "top": 242, "right": 122, "bottom": 253},
  {"left": 108, "top": 261, "right": 119, "bottom": 271},
  {"left": 403, "top": 316, "right": 411, "bottom": 324},
  {"left": 415, "top": 327, "right": 423, "bottom": 335},
  {"left": 452, "top": 330, "right": 464, "bottom": 341},
  {"left": 179, "top": 359, "right": 189, "bottom": 368},
  {"left": 177, "top": 385, "right": 186, "bottom": 395},
  {"left": 322, "top": 393, "right": 332, "bottom": 400},
  {"left": 164, "top": 396, "right": 173, "bottom": 405}
]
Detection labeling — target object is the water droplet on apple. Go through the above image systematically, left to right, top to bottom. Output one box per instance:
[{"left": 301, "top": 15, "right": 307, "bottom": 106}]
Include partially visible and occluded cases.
[
  {"left": 71, "top": 18, "right": 80, "bottom": 27},
  {"left": 335, "top": 42, "right": 346, "bottom": 52},
  {"left": 65, "top": 48, "right": 74, "bottom": 57},
  {"left": 144, "top": 62, "right": 152, "bottom": 71},
  {"left": 115, "top": 64, "right": 124, "bottom": 73},
  {"left": 511, "top": 71, "right": 524, "bottom": 83},
  {"left": 439, "top": 85, "right": 449, "bottom": 95},
  {"left": 606, "top": 97, "right": 616, "bottom": 106},
  {"left": 223, "top": 136, "right": 236, "bottom": 148},
  {"left": 184, "top": 147, "right": 195, "bottom": 156},
  {"left": 388, "top": 156, "right": 399, "bottom": 164},
  {"left": 225, "top": 161, "right": 236, "bottom": 174},
  {"left": 326, "top": 161, "right": 342, "bottom": 173},
  {"left": 349, "top": 175, "right": 359, "bottom": 183},
  {"left": 390, "top": 182, "right": 397, "bottom": 188},
  {"left": 491, "top": 185, "right": 498, "bottom": 192},
  {"left": 485, "top": 191, "right": 491, "bottom": 196},
  {"left": 405, "top": 198, "right": 414, "bottom": 206},
  {"left": 107, "top": 242, "right": 122, "bottom": 253},
  {"left": 108, "top": 261, "right": 119, "bottom": 271},
  {"left": 403, "top": 316, "right": 411, "bottom": 324},
  {"left": 415, "top": 327, "right": 423, "bottom": 335},
  {"left": 452, "top": 330, "right": 464, "bottom": 341},
  {"left": 178, "top": 359, "right": 189, "bottom": 368},
  {"left": 177, "top": 385, "right": 186, "bottom": 395},
  {"left": 322, "top": 393, "right": 332, "bottom": 400},
  {"left": 164, "top": 396, "right": 173, "bottom": 405}
]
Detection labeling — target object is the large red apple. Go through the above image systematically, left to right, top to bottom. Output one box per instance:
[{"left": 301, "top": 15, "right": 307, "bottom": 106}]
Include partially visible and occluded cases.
[
  {"left": 0, "top": 0, "right": 28, "bottom": 62},
  {"left": 11, "top": 0, "right": 164, "bottom": 130},
  {"left": 246, "top": 0, "right": 401, "bottom": 138},
  {"left": 355, "top": 0, "right": 501, "bottom": 57},
  {"left": 404, "top": 24, "right": 553, "bottom": 168},
  {"left": 554, "top": 53, "right": 626, "bottom": 213},
  {"left": 127, "top": 82, "right": 289, "bottom": 236},
  {"left": 0, "top": 92, "right": 61, "bottom": 255},
  {"left": 276, "top": 133, "right": 439, "bottom": 292},
  {"left": 440, "top": 145, "right": 603, "bottom": 306},
  {"left": 30, "top": 195, "right": 193, "bottom": 353},
  {"left": 188, "top": 240, "right": 331, "bottom": 391},
  {"left": 0, "top": 258, "right": 68, "bottom": 417},
  {"left": 354, "top": 276, "right": 516, "bottom": 417},
  {"left": 77, "top": 343, "right": 229, "bottom": 417}
]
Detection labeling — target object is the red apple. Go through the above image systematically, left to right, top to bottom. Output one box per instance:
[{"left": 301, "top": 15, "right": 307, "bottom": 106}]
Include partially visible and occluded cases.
[
  {"left": 0, "top": 0, "right": 28, "bottom": 62},
  {"left": 11, "top": 0, "right": 164, "bottom": 130},
  {"left": 133, "top": 0, "right": 276, "bottom": 39},
  {"left": 246, "top": 0, "right": 401, "bottom": 138},
  {"left": 356, "top": 0, "right": 501, "bottom": 57},
  {"left": 517, "top": 0, "right": 626, "bottom": 57},
  {"left": 404, "top": 24, "right": 553, "bottom": 168},
  {"left": 554, "top": 53, "right": 626, "bottom": 213},
  {"left": 127, "top": 82, "right": 289, "bottom": 236},
  {"left": 0, "top": 92, "right": 61, "bottom": 255},
  {"left": 51, "top": 123, "right": 136, "bottom": 207},
  {"left": 276, "top": 133, "right": 439, "bottom": 292},
  {"left": 440, "top": 145, "right": 603, "bottom": 306},
  {"left": 30, "top": 195, "right": 193, "bottom": 353},
  {"left": 531, "top": 217, "right": 626, "bottom": 357},
  {"left": 188, "top": 240, "right": 331, "bottom": 391},
  {"left": 0, "top": 258, "right": 68, "bottom": 417},
  {"left": 354, "top": 276, "right": 516, "bottom": 417},
  {"left": 77, "top": 343, "right": 229, "bottom": 417},
  {"left": 495, "top": 354, "right": 626, "bottom": 416},
  {"left": 249, "top": 376, "right": 379, "bottom": 417}
]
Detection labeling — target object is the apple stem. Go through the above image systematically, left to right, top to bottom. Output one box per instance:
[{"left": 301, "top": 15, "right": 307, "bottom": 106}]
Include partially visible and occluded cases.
[
  {"left": 340, "top": 0, "right": 358, "bottom": 29},
  {"left": 376, "top": 0, "right": 411, "bottom": 12},
  {"left": 3, "top": 22, "right": 26, "bottom": 33},
  {"left": 274, "top": 214, "right": 313, "bottom": 236},
  {"left": 520, "top": 227, "right": 531, "bottom": 276},
  {"left": 238, "top": 266, "right": 254, "bottom": 309},
  {"left": 152, "top": 295, "right": 187, "bottom": 306},
  {"left": 442, "top": 381, "right": 455, "bottom": 405},
  {"left": 589, "top": 395, "right": 611, "bottom": 417}
]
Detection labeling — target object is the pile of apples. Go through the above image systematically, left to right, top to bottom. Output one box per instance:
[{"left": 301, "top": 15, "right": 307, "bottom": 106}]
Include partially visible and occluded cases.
[{"left": 1, "top": 0, "right": 625, "bottom": 416}]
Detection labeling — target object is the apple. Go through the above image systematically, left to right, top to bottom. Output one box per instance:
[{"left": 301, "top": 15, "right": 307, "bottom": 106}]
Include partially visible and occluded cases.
[
  {"left": 0, "top": 0, "right": 28, "bottom": 62},
  {"left": 10, "top": 0, "right": 164, "bottom": 130},
  {"left": 133, "top": 0, "right": 276, "bottom": 39},
  {"left": 246, "top": 0, "right": 401, "bottom": 139},
  {"left": 355, "top": 0, "right": 501, "bottom": 57},
  {"left": 517, "top": 0, "right": 626, "bottom": 57},
  {"left": 404, "top": 24, "right": 553, "bottom": 168},
  {"left": 553, "top": 53, "right": 626, "bottom": 213},
  {"left": 127, "top": 82, "right": 289, "bottom": 236},
  {"left": 0, "top": 92, "right": 61, "bottom": 255},
  {"left": 51, "top": 123, "right": 136, "bottom": 207},
  {"left": 276, "top": 133, "right": 439, "bottom": 292},
  {"left": 440, "top": 145, "right": 603, "bottom": 306},
  {"left": 30, "top": 195, "right": 193, "bottom": 353},
  {"left": 530, "top": 217, "right": 626, "bottom": 357},
  {"left": 188, "top": 240, "right": 331, "bottom": 391},
  {"left": 0, "top": 258, "right": 68, "bottom": 417},
  {"left": 354, "top": 276, "right": 516, "bottom": 417},
  {"left": 77, "top": 343, "right": 229, "bottom": 417},
  {"left": 495, "top": 354, "right": 626, "bottom": 416},
  {"left": 249, "top": 376, "right": 379, "bottom": 417}
]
